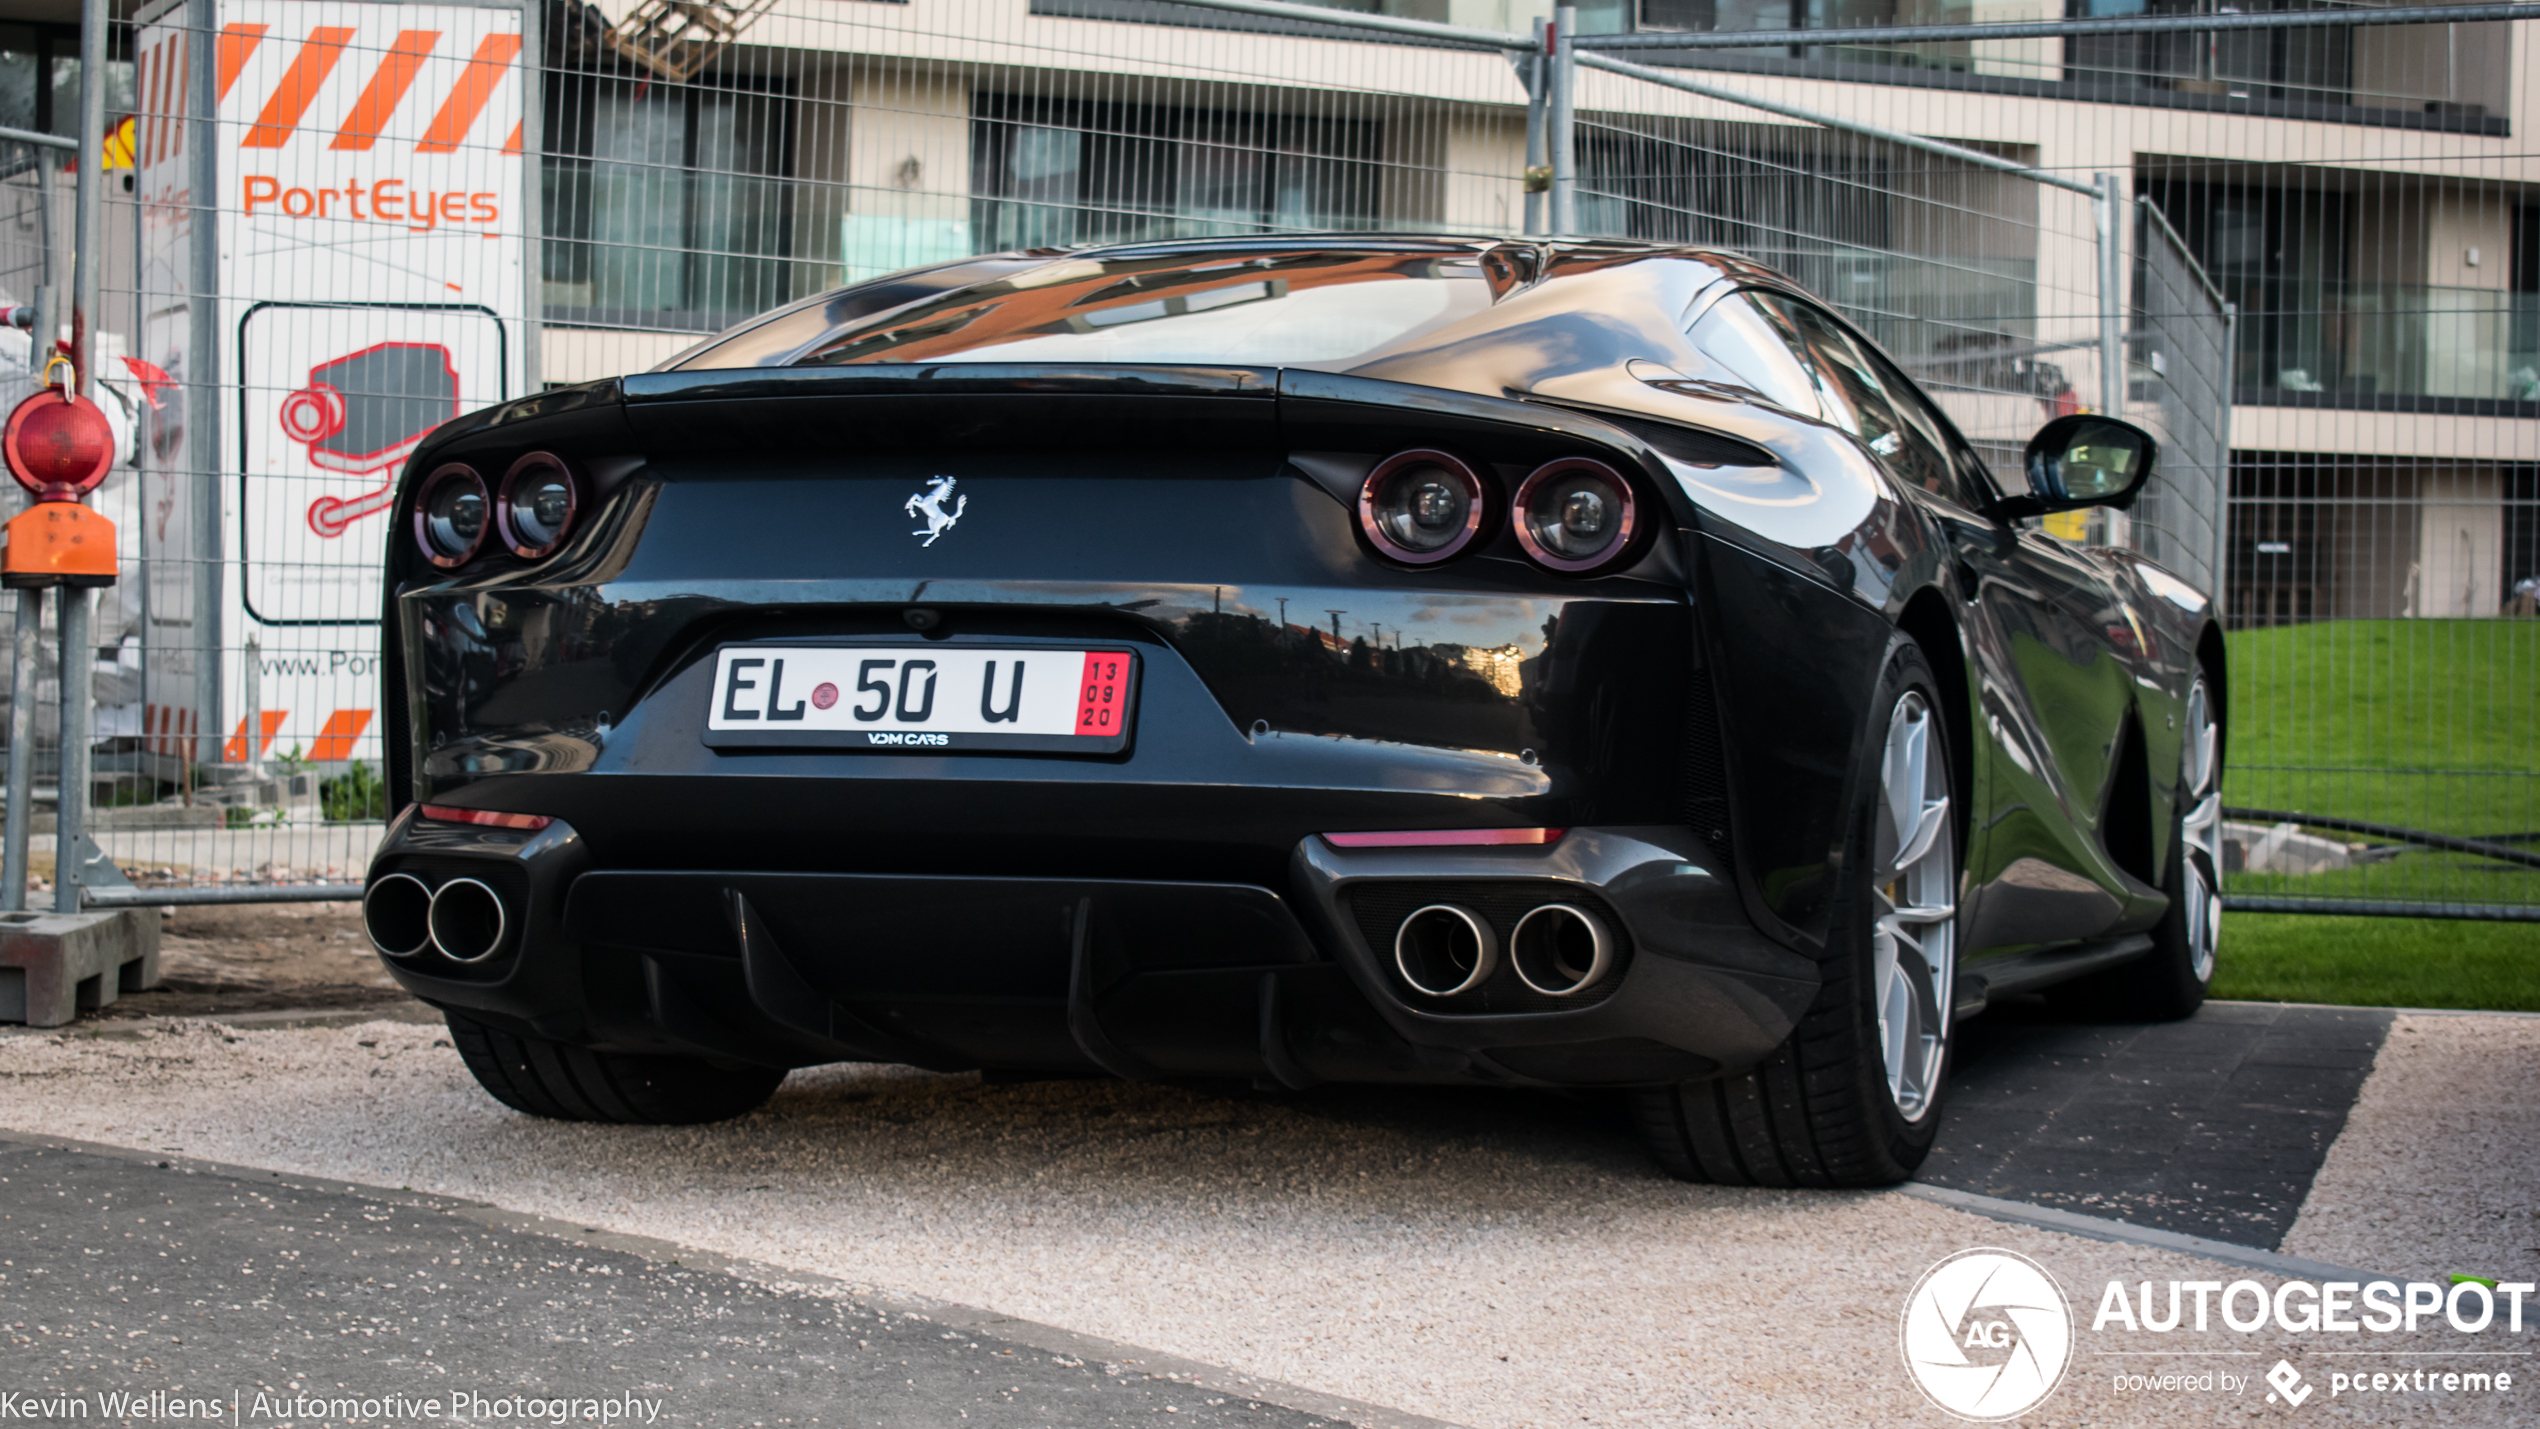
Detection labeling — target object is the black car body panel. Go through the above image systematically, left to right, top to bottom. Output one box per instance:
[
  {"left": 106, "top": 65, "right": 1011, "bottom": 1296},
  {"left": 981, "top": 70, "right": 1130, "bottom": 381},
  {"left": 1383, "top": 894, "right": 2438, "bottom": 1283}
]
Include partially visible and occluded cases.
[{"left": 369, "top": 236, "right": 2223, "bottom": 1089}]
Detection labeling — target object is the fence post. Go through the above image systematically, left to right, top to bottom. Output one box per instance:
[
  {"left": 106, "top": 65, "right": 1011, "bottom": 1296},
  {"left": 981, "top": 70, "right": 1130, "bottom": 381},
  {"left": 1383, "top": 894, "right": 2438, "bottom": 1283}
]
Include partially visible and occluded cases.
[
  {"left": 48, "top": 0, "right": 108, "bottom": 914},
  {"left": 71, "top": 0, "right": 105, "bottom": 399},
  {"left": 187, "top": 0, "right": 225, "bottom": 786},
  {"left": 519, "top": 0, "right": 543, "bottom": 395},
  {"left": 1549, "top": 6, "right": 1576, "bottom": 236},
  {"left": 1523, "top": 18, "right": 1548, "bottom": 238},
  {"left": 32, "top": 155, "right": 55, "bottom": 362},
  {"left": 2093, "top": 172, "right": 2128, "bottom": 548},
  {"left": 2095, "top": 172, "right": 2125, "bottom": 417},
  {"left": 2213, "top": 300, "right": 2238, "bottom": 620},
  {"left": 52, "top": 589, "right": 89, "bottom": 913},
  {"left": 2, "top": 590, "right": 41, "bottom": 911},
  {"left": 242, "top": 634, "right": 261, "bottom": 778}
]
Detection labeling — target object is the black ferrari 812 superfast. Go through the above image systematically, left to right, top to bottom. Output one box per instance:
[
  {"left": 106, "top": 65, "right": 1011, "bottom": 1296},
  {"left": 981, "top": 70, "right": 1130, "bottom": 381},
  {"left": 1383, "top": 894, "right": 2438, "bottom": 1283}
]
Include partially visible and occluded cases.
[{"left": 363, "top": 237, "right": 2224, "bottom": 1188}]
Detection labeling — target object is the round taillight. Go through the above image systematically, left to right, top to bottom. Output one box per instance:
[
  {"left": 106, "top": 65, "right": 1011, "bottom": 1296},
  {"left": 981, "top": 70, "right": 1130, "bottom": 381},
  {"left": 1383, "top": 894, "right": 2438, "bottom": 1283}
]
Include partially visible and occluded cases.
[
  {"left": 3, "top": 390, "right": 114, "bottom": 499},
  {"left": 1358, "top": 449, "right": 1487, "bottom": 565},
  {"left": 497, "top": 452, "right": 581, "bottom": 559},
  {"left": 1513, "top": 458, "right": 1637, "bottom": 573},
  {"left": 413, "top": 463, "right": 490, "bottom": 568}
]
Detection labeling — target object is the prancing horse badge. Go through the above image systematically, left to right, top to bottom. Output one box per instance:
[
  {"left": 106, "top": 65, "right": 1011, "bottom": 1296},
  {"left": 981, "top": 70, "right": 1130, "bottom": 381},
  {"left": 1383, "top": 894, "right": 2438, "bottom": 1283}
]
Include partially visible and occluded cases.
[{"left": 905, "top": 475, "right": 965, "bottom": 547}]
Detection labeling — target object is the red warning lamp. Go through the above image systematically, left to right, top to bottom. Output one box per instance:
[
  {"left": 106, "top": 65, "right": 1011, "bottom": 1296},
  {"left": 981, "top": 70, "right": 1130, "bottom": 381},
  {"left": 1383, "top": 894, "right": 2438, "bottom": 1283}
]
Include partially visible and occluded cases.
[
  {"left": 2, "top": 361, "right": 118, "bottom": 589},
  {"left": 4, "top": 386, "right": 115, "bottom": 500}
]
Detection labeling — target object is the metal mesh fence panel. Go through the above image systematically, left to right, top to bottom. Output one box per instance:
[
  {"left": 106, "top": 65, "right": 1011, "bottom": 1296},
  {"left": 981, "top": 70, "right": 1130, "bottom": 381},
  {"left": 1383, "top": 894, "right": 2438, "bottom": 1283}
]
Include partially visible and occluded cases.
[
  {"left": 19, "top": 1, "right": 2526, "bottom": 919},
  {"left": 1574, "top": 9, "right": 2540, "bottom": 920},
  {"left": 1565, "top": 74, "right": 2105, "bottom": 512},
  {"left": 0, "top": 134, "right": 69, "bottom": 906},
  {"left": 2125, "top": 193, "right": 2230, "bottom": 599}
]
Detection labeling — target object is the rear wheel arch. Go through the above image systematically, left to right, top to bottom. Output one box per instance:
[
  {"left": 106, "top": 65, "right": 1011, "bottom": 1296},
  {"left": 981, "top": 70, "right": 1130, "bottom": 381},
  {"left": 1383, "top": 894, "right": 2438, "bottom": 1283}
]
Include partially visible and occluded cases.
[
  {"left": 1895, "top": 588, "right": 1973, "bottom": 862},
  {"left": 2195, "top": 621, "right": 2229, "bottom": 780},
  {"left": 1634, "top": 635, "right": 1960, "bottom": 1187},
  {"left": 2101, "top": 709, "right": 2158, "bottom": 887}
]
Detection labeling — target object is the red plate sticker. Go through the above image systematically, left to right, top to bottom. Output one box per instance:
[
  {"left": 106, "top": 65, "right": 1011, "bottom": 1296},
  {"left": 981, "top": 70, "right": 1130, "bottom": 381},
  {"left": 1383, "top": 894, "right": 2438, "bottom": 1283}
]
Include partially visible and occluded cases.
[{"left": 1076, "top": 651, "right": 1130, "bottom": 736}]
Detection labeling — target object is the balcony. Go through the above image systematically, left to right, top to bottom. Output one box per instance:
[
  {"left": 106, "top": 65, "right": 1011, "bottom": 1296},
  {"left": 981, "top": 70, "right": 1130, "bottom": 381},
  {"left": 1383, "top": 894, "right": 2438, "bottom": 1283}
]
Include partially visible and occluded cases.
[{"left": 2234, "top": 285, "right": 2540, "bottom": 415}]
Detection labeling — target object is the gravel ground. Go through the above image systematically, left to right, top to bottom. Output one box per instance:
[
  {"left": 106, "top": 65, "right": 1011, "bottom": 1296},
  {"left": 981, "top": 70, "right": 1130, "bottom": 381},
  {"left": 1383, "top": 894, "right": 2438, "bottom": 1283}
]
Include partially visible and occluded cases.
[
  {"left": 98, "top": 903, "right": 413, "bottom": 1019},
  {"left": 2280, "top": 1012, "right": 2540, "bottom": 1286},
  {"left": 0, "top": 1019, "right": 2523, "bottom": 1428}
]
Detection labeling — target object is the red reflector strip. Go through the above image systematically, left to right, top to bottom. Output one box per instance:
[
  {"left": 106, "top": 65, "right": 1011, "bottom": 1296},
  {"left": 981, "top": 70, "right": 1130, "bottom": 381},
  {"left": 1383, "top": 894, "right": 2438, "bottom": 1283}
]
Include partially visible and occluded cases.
[
  {"left": 1076, "top": 650, "right": 1129, "bottom": 736},
  {"left": 419, "top": 804, "right": 553, "bottom": 831},
  {"left": 1323, "top": 828, "right": 1565, "bottom": 848}
]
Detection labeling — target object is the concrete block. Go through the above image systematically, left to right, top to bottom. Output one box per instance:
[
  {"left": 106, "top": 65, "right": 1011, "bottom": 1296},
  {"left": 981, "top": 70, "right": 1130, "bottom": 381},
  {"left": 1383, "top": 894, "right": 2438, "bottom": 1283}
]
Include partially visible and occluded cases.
[
  {"left": 2222, "top": 820, "right": 2360, "bottom": 876},
  {"left": 0, "top": 909, "right": 162, "bottom": 1027}
]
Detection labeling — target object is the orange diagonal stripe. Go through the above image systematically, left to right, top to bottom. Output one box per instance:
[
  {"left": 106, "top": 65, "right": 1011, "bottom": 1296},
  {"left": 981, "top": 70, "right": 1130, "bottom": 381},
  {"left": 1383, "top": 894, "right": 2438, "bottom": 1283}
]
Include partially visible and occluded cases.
[
  {"left": 215, "top": 23, "right": 266, "bottom": 103},
  {"left": 241, "top": 26, "right": 354, "bottom": 148},
  {"left": 331, "top": 30, "right": 439, "bottom": 150},
  {"left": 415, "top": 32, "right": 520, "bottom": 154},
  {"left": 152, "top": 38, "right": 185, "bottom": 163},
  {"left": 170, "top": 41, "right": 189, "bottom": 159},
  {"left": 140, "top": 42, "right": 164, "bottom": 165},
  {"left": 501, "top": 118, "right": 522, "bottom": 154},
  {"left": 309, "top": 708, "right": 373, "bottom": 762},
  {"left": 223, "top": 711, "right": 287, "bottom": 762}
]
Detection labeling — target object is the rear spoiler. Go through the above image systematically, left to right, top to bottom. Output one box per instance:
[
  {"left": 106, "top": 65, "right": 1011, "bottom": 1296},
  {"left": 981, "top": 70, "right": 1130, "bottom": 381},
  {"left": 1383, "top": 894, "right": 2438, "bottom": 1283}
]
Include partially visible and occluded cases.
[{"left": 614, "top": 363, "right": 1737, "bottom": 482}]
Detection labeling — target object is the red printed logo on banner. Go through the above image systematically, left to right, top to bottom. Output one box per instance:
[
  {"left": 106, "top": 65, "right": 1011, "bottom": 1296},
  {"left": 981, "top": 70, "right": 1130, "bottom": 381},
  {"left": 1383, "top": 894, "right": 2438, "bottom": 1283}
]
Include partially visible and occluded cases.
[{"left": 1076, "top": 652, "right": 1128, "bottom": 735}]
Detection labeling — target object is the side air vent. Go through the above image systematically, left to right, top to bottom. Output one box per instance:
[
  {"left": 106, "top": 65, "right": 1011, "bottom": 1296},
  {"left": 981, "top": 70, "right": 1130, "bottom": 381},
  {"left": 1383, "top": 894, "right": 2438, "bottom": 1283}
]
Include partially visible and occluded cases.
[{"left": 1683, "top": 660, "right": 1734, "bottom": 871}]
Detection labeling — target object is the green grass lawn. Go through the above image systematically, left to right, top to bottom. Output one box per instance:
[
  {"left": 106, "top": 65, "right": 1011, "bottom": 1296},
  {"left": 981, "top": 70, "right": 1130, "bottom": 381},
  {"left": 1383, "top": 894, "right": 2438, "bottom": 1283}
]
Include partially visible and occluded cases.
[
  {"left": 2125, "top": 619, "right": 2540, "bottom": 1008},
  {"left": 2225, "top": 619, "right": 2540, "bottom": 837},
  {"left": 2225, "top": 849, "right": 2540, "bottom": 910},
  {"left": 2211, "top": 913, "right": 2540, "bottom": 1011}
]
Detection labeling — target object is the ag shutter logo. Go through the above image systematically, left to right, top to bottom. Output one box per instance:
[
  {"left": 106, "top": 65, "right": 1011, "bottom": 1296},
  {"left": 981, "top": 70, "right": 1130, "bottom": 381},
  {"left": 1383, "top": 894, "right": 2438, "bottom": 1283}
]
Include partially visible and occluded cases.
[{"left": 1901, "top": 1249, "right": 2075, "bottom": 1421}]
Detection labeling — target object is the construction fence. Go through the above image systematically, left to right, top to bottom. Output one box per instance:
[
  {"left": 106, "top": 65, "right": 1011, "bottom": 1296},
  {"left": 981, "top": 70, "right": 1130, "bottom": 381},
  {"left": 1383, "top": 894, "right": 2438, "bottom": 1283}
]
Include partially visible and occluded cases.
[{"left": 0, "top": 0, "right": 2527, "bottom": 918}]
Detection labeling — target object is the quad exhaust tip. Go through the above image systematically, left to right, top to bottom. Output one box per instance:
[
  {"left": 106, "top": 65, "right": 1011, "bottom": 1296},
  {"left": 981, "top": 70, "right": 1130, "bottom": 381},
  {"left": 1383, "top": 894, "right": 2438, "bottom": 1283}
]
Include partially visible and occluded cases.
[
  {"left": 362, "top": 873, "right": 433, "bottom": 959},
  {"left": 367, "top": 874, "right": 512, "bottom": 963},
  {"left": 425, "top": 878, "right": 509, "bottom": 963},
  {"left": 1394, "top": 904, "right": 1497, "bottom": 997},
  {"left": 1510, "top": 904, "right": 1613, "bottom": 996}
]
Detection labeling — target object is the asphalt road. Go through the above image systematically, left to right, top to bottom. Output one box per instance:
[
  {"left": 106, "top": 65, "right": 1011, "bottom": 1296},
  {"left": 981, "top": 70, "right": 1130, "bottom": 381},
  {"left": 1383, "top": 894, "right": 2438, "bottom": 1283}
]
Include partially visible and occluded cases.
[{"left": 0, "top": 1137, "right": 1385, "bottom": 1429}]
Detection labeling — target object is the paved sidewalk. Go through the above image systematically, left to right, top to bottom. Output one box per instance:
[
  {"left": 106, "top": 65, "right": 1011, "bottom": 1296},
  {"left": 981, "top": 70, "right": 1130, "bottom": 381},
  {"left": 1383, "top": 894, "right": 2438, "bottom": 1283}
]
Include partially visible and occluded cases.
[{"left": 0, "top": 1135, "right": 1389, "bottom": 1428}]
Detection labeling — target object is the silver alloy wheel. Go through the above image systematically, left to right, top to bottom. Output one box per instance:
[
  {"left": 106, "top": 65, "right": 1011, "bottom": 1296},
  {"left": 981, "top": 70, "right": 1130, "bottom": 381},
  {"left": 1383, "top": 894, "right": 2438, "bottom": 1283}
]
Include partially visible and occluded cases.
[
  {"left": 2180, "top": 676, "right": 2223, "bottom": 984},
  {"left": 1873, "top": 691, "right": 1955, "bottom": 1122}
]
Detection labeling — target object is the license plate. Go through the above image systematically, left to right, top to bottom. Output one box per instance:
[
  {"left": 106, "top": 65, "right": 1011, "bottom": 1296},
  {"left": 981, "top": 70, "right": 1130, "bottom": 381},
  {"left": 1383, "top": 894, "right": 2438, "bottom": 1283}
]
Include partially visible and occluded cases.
[{"left": 701, "top": 645, "right": 1137, "bottom": 753}]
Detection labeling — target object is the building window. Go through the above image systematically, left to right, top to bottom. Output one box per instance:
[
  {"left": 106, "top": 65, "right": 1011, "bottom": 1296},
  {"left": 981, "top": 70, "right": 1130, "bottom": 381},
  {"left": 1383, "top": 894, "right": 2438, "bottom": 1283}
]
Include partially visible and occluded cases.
[
  {"left": 2062, "top": 0, "right": 2371, "bottom": 108},
  {"left": 542, "top": 72, "right": 796, "bottom": 333},
  {"left": 970, "top": 94, "right": 1381, "bottom": 251},
  {"left": 2143, "top": 178, "right": 2352, "bottom": 401}
]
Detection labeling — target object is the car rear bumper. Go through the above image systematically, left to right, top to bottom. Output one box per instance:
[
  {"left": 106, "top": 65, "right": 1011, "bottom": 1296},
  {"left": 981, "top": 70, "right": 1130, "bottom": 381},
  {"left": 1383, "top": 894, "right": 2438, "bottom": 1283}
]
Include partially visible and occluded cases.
[{"left": 367, "top": 811, "right": 1817, "bottom": 1088}]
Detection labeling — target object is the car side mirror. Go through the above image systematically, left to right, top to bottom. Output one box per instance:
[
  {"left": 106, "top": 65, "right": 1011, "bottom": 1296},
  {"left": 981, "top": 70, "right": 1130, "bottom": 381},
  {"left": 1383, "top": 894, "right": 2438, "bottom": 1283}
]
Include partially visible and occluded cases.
[{"left": 1993, "top": 414, "right": 2157, "bottom": 520}]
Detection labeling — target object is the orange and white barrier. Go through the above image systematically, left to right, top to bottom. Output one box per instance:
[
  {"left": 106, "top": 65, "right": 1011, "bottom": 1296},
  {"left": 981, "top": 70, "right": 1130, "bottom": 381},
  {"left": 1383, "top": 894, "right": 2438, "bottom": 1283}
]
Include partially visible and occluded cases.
[{"left": 133, "top": 2, "right": 528, "bottom": 771}]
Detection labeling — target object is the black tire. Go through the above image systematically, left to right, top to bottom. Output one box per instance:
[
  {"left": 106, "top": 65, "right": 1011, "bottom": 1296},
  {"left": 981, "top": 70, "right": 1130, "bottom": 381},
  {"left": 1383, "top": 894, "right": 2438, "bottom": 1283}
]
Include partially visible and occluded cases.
[
  {"left": 1632, "top": 637, "right": 1959, "bottom": 1189},
  {"left": 2055, "top": 666, "right": 2222, "bottom": 1022},
  {"left": 445, "top": 1012, "right": 788, "bottom": 1124}
]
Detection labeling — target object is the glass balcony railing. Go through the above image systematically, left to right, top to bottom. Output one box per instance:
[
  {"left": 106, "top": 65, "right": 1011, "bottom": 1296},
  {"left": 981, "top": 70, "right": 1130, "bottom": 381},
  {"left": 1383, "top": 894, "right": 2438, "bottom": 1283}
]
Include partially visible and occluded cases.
[
  {"left": 1284, "top": 2, "right": 2503, "bottom": 124},
  {"left": 2234, "top": 286, "right": 2540, "bottom": 406}
]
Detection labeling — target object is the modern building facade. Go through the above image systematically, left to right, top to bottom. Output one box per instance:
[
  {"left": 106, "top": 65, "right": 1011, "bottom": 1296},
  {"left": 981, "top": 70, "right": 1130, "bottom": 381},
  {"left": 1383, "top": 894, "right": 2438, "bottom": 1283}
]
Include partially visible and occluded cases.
[{"left": 6, "top": 0, "right": 2533, "bottom": 624}]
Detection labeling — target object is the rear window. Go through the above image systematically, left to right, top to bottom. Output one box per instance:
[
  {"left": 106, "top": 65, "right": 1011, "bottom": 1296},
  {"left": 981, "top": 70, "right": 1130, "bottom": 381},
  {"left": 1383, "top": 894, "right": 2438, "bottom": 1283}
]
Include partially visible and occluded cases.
[{"left": 758, "top": 250, "right": 1493, "bottom": 369}]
